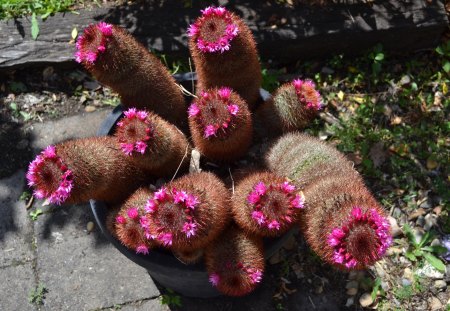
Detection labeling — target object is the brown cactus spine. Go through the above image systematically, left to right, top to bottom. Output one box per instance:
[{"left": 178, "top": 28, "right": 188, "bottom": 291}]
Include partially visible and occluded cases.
[
  {"left": 188, "top": 7, "right": 262, "bottom": 109},
  {"left": 75, "top": 22, "right": 186, "bottom": 127},
  {"left": 188, "top": 87, "right": 252, "bottom": 162},
  {"left": 114, "top": 108, "right": 191, "bottom": 177},
  {"left": 266, "top": 132, "right": 361, "bottom": 189},
  {"left": 26, "top": 137, "right": 146, "bottom": 205},
  {"left": 232, "top": 171, "right": 305, "bottom": 237},
  {"left": 144, "top": 172, "right": 230, "bottom": 252},
  {"left": 301, "top": 174, "right": 392, "bottom": 270},
  {"left": 115, "top": 187, "right": 156, "bottom": 254},
  {"left": 205, "top": 225, "right": 264, "bottom": 296}
]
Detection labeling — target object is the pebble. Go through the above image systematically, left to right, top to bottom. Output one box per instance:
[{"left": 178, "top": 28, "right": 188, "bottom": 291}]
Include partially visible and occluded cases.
[
  {"left": 85, "top": 105, "right": 96, "bottom": 112},
  {"left": 419, "top": 198, "right": 432, "bottom": 209},
  {"left": 433, "top": 206, "right": 442, "bottom": 215},
  {"left": 392, "top": 207, "right": 402, "bottom": 218},
  {"left": 424, "top": 214, "right": 438, "bottom": 231},
  {"left": 416, "top": 215, "right": 425, "bottom": 227},
  {"left": 388, "top": 216, "right": 402, "bottom": 237},
  {"left": 86, "top": 221, "right": 95, "bottom": 233},
  {"left": 413, "top": 227, "right": 424, "bottom": 245},
  {"left": 430, "top": 238, "right": 441, "bottom": 247},
  {"left": 269, "top": 251, "right": 281, "bottom": 265},
  {"left": 416, "top": 263, "right": 445, "bottom": 279},
  {"left": 403, "top": 268, "right": 413, "bottom": 281},
  {"left": 348, "top": 271, "right": 358, "bottom": 280},
  {"left": 402, "top": 278, "right": 412, "bottom": 286},
  {"left": 434, "top": 280, "right": 447, "bottom": 290},
  {"left": 346, "top": 281, "right": 359, "bottom": 289},
  {"left": 346, "top": 287, "right": 358, "bottom": 296},
  {"left": 359, "top": 292, "right": 373, "bottom": 308},
  {"left": 345, "top": 297, "right": 354, "bottom": 307},
  {"left": 429, "top": 297, "right": 442, "bottom": 311}
]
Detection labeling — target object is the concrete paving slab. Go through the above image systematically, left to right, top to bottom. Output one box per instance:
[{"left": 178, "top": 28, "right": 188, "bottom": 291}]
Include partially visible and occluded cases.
[
  {"left": 29, "top": 109, "right": 110, "bottom": 151},
  {"left": 0, "top": 170, "right": 34, "bottom": 267},
  {"left": 35, "top": 204, "right": 160, "bottom": 311},
  {"left": 0, "top": 262, "right": 37, "bottom": 311},
  {"left": 118, "top": 299, "right": 169, "bottom": 311}
]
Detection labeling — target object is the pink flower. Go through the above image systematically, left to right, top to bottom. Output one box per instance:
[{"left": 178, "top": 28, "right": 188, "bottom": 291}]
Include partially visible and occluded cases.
[
  {"left": 97, "top": 22, "right": 113, "bottom": 36},
  {"left": 187, "top": 24, "right": 199, "bottom": 37},
  {"left": 97, "top": 45, "right": 106, "bottom": 52},
  {"left": 74, "top": 51, "right": 83, "bottom": 63},
  {"left": 85, "top": 51, "right": 97, "bottom": 64},
  {"left": 293, "top": 79, "right": 303, "bottom": 89},
  {"left": 218, "top": 87, "right": 232, "bottom": 99},
  {"left": 188, "top": 104, "right": 200, "bottom": 117},
  {"left": 227, "top": 104, "right": 239, "bottom": 116},
  {"left": 124, "top": 108, "right": 137, "bottom": 119},
  {"left": 137, "top": 110, "right": 148, "bottom": 120},
  {"left": 204, "top": 125, "right": 216, "bottom": 138},
  {"left": 134, "top": 141, "right": 147, "bottom": 154},
  {"left": 120, "top": 143, "right": 134, "bottom": 156},
  {"left": 43, "top": 145, "right": 57, "bottom": 158},
  {"left": 281, "top": 181, "right": 295, "bottom": 193},
  {"left": 254, "top": 182, "right": 267, "bottom": 196},
  {"left": 154, "top": 187, "right": 168, "bottom": 201},
  {"left": 173, "top": 190, "right": 188, "bottom": 204},
  {"left": 247, "top": 191, "right": 261, "bottom": 205},
  {"left": 290, "top": 193, "right": 305, "bottom": 209},
  {"left": 185, "top": 194, "right": 200, "bottom": 209},
  {"left": 145, "top": 199, "right": 158, "bottom": 213},
  {"left": 127, "top": 207, "right": 139, "bottom": 220},
  {"left": 351, "top": 207, "right": 363, "bottom": 220},
  {"left": 251, "top": 211, "right": 266, "bottom": 226},
  {"left": 116, "top": 215, "right": 126, "bottom": 224},
  {"left": 140, "top": 216, "right": 149, "bottom": 229},
  {"left": 267, "top": 220, "right": 280, "bottom": 230},
  {"left": 182, "top": 222, "right": 197, "bottom": 238},
  {"left": 158, "top": 232, "right": 173, "bottom": 246},
  {"left": 136, "top": 244, "right": 149, "bottom": 255},
  {"left": 248, "top": 269, "right": 262, "bottom": 284},
  {"left": 209, "top": 273, "right": 220, "bottom": 286}
]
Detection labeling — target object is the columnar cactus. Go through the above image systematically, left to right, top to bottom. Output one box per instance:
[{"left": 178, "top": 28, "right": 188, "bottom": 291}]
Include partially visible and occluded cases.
[
  {"left": 188, "top": 7, "right": 262, "bottom": 109},
  {"left": 75, "top": 22, "right": 186, "bottom": 127},
  {"left": 254, "top": 79, "right": 323, "bottom": 138},
  {"left": 188, "top": 87, "right": 252, "bottom": 162},
  {"left": 114, "top": 108, "right": 191, "bottom": 177},
  {"left": 266, "top": 132, "right": 361, "bottom": 189},
  {"left": 26, "top": 137, "right": 146, "bottom": 205},
  {"left": 232, "top": 171, "right": 305, "bottom": 237},
  {"left": 144, "top": 172, "right": 230, "bottom": 251},
  {"left": 301, "top": 174, "right": 392, "bottom": 269},
  {"left": 115, "top": 187, "right": 156, "bottom": 254},
  {"left": 205, "top": 225, "right": 264, "bottom": 296},
  {"left": 173, "top": 248, "right": 204, "bottom": 264}
]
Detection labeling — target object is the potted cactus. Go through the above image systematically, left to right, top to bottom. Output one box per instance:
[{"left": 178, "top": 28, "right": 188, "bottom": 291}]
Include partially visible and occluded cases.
[{"left": 26, "top": 5, "right": 392, "bottom": 298}]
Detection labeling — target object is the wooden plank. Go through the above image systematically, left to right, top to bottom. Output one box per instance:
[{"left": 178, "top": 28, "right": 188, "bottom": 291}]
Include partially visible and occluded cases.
[{"left": 0, "top": 0, "right": 447, "bottom": 69}]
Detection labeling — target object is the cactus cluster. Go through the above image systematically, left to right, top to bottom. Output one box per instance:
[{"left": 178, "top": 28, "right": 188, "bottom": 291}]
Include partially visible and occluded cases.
[{"left": 26, "top": 5, "right": 392, "bottom": 298}]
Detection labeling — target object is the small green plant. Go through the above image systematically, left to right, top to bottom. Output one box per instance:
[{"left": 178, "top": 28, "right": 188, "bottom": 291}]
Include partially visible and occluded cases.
[
  {"left": 435, "top": 41, "right": 450, "bottom": 74},
  {"left": 368, "top": 43, "right": 385, "bottom": 77},
  {"left": 261, "top": 67, "right": 280, "bottom": 93},
  {"left": 19, "top": 191, "right": 31, "bottom": 202},
  {"left": 29, "top": 208, "right": 43, "bottom": 221},
  {"left": 403, "top": 224, "right": 447, "bottom": 272},
  {"left": 370, "top": 277, "right": 386, "bottom": 301},
  {"left": 28, "top": 283, "right": 47, "bottom": 306},
  {"left": 161, "top": 288, "right": 182, "bottom": 307}
]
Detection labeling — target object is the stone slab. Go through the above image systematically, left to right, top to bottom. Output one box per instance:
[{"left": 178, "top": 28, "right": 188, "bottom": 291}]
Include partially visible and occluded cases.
[
  {"left": 0, "top": 0, "right": 447, "bottom": 68},
  {"left": 29, "top": 108, "right": 110, "bottom": 152},
  {"left": 0, "top": 170, "right": 34, "bottom": 267},
  {"left": 35, "top": 204, "right": 161, "bottom": 310},
  {"left": 0, "top": 262, "right": 37, "bottom": 311},
  {"left": 119, "top": 299, "right": 170, "bottom": 311}
]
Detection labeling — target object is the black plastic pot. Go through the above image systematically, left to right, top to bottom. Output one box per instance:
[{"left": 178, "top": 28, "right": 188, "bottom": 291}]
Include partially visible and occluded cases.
[{"left": 90, "top": 84, "right": 295, "bottom": 298}]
